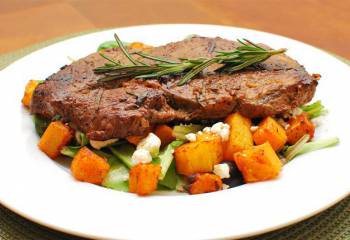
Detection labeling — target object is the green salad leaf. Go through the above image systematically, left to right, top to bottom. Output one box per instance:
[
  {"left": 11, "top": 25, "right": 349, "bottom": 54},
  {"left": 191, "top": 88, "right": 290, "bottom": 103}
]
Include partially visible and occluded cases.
[
  {"left": 184, "top": 34, "right": 200, "bottom": 40},
  {"left": 97, "top": 40, "right": 130, "bottom": 52},
  {"left": 301, "top": 100, "right": 328, "bottom": 119},
  {"left": 51, "top": 114, "right": 62, "bottom": 121},
  {"left": 33, "top": 115, "right": 50, "bottom": 136},
  {"left": 172, "top": 124, "right": 203, "bottom": 141},
  {"left": 75, "top": 131, "right": 89, "bottom": 146},
  {"left": 284, "top": 134, "right": 339, "bottom": 163},
  {"left": 153, "top": 140, "right": 184, "bottom": 180},
  {"left": 154, "top": 140, "right": 184, "bottom": 189},
  {"left": 170, "top": 140, "right": 185, "bottom": 148},
  {"left": 109, "top": 143, "right": 135, "bottom": 168},
  {"left": 61, "top": 146, "right": 81, "bottom": 158},
  {"left": 94, "top": 150, "right": 130, "bottom": 192},
  {"left": 158, "top": 161, "right": 178, "bottom": 190},
  {"left": 102, "top": 164, "right": 129, "bottom": 192},
  {"left": 175, "top": 175, "right": 188, "bottom": 192}
]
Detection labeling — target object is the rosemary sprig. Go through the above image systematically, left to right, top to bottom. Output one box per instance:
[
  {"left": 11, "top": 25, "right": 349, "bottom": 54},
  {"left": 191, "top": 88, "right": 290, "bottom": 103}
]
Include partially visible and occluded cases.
[
  {"left": 113, "top": 33, "right": 139, "bottom": 65},
  {"left": 94, "top": 34, "right": 287, "bottom": 86},
  {"left": 133, "top": 51, "right": 178, "bottom": 64}
]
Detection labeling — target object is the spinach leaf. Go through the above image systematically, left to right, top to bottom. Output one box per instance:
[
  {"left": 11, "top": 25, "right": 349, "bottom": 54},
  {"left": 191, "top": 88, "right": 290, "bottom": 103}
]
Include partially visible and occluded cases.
[
  {"left": 97, "top": 40, "right": 130, "bottom": 51},
  {"left": 33, "top": 115, "right": 50, "bottom": 136},
  {"left": 172, "top": 124, "right": 203, "bottom": 141},
  {"left": 75, "top": 131, "right": 89, "bottom": 146},
  {"left": 153, "top": 140, "right": 184, "bottom": 179},
  {"left": 109, "top": 143, "right": 135, "bottom": 168},
  {"left": 61, "top": 146, "right": 81, "bottom": 158},
  {"left": 158, "top": 161, "right": 178, "bottom": 190},
  {"left": 102, "top": 164, "right": 129, "bottom": 192}
]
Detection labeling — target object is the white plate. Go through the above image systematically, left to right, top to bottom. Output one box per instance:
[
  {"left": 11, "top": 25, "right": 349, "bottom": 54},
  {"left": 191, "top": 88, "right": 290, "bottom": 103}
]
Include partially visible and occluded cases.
[{"left": 0, "top": 24, "right": 349, "bottom": 240}]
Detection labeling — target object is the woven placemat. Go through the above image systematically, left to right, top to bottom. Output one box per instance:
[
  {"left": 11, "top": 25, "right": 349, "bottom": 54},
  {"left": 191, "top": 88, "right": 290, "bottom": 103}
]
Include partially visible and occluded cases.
[{"left": 0, "top": 30, "right": 349, "bottom": 240}]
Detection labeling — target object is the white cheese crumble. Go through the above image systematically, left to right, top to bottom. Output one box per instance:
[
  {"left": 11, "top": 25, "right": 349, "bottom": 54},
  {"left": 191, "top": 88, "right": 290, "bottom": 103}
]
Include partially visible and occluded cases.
[
  {"left": 187, "top": 122, "right": 231, "bottom": 142},
  {"left": 210, "top": 122, "right": 230, "bottom": 141},
  {"left": 250, "top": 126, "right": 259, "bottom": 132},
  {"left": 203, "top": 127, "right": 211, "bottom": 133},
  {"left": 137, "top": 133, "right": 161, "bottom": 157},
  {"left": 185, "top": 133, "right": 197, "bottom": 142},
  {"left": 90, "top": 138, "right": 119, "bottom": 150},
  {"left": 131, "top": 149, "right": 152, "bottom": 166},
  {"left": 213, "top": 163, "right": 230, "bottom": 179},
  {"left": 222, "top": 184, "right": 230, "bottom": 190}
]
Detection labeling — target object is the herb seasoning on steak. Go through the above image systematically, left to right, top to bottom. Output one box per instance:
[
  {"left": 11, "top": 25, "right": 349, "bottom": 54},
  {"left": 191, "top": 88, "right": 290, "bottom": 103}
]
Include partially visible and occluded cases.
[{"left": 31, "top": 37, "right": 318, "bottom": 140}]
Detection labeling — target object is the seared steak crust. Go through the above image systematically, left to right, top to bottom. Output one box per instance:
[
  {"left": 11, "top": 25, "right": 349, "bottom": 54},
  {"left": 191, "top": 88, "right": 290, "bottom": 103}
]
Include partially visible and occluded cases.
[{"left": 31, "top": 37, "right": 318, "bottom": 140}]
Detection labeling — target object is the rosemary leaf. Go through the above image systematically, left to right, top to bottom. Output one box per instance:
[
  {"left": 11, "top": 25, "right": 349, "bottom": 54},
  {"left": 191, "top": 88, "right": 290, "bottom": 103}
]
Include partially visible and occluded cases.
[
  {"left": 113, "top": 33, "right": 141, "bottom": 66},
  {"left": 94, "top": 34, "right": 287, "bottom": 85},
  {"left": 133, "top": 51, "right": 178, "bottom": 64},
  {"left": 99, "top": 53, "right": 120, "bottom": 66},
  {"left": 178, "top": 58, "right": 217, "bottom": 86}
]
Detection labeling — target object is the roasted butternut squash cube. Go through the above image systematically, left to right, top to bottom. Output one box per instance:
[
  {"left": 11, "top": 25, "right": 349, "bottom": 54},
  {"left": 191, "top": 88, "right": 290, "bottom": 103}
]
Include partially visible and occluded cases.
[
  {"left": 129, "top": 42, "right": 152, "bottom": 50},
  {"left": 22, "top": 80, "right": 40, "bottom": 108},
  {"left": 224, "top": 112, "right": 253, "bottom": 160},
  {"left": 286, "top": 113, "right": 315, "bottom": 145},
  {"left": 253, "top": 117, "right": 287, "bottom": 152},
  {"left": 38, "top": 121, "right": 73, "bottom": 159},
  {"left": 154, "top": 125, "right": 175, "bottom": 146},
  {"left": 175, "top": 132, "right": 223, "bottom": 176},
  {"left": 126, "top": 135, "right": 144, "bottom": 145},
  {"left": 234, "top": 142, "right": 282, "bottom": 183},
  {"left": 71, "top": 147, "right": 110, "bottom": 185},
  {"left": 129, "top": 163, "right": 161, "bottom": 196},
  {"left": 189, "top": 173, "right": 223, "bottom": 195}
]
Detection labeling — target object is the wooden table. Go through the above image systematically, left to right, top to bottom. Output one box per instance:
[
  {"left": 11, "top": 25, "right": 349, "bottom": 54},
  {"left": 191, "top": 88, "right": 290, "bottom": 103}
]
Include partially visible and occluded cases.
[{"left": 1, "top": 0, "right": 350, "bottom": 58}]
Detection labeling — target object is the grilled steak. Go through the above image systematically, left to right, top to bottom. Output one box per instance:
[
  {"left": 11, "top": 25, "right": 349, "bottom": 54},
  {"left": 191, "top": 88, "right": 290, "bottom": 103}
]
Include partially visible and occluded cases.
[{"left": 31, "top": 37, "right": 318, "bottom": 140}]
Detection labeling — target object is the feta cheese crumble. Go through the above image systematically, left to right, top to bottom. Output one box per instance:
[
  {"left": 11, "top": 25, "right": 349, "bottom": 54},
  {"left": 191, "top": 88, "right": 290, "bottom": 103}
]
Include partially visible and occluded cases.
[
  {"left": 185, "top": 122, "right": 231, "bottom": 142},
  {"left": 210, "top": 122, "right": 230, "bottom": 141},
  {"left": 250, "top": 126, "right": 258, "bottom": 132},
  {"left": 203, "top": 127, "right": 211, "bottom": 133},
  {"left": 137, "top": 133, "right": 161, "bottom": 157},
  {"left": 185, "top": 133, "right": 197, "bottom": 142},
  {"left": 131, "top": 149, "right": 152, "bottom": 165},
  {"left": 213, "top": 163, "right": 230, "bottom": 179}
]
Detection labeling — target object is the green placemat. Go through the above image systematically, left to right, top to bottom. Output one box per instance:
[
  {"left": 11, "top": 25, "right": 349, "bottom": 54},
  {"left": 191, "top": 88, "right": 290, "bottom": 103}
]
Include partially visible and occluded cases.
[{"left": 0, "top": 31, "right": 349, "bottom": 240}]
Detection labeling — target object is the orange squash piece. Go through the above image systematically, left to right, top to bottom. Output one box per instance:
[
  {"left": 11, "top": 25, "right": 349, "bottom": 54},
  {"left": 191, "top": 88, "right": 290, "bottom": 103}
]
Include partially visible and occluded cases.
[
  {"left": 129, "top": 42, "right": 152, "bottom": 50},
  {"left": 22, "top": 80, "right": 40, "bottom": 108},
  {"left": 224, "top": 112, "right": 253, "bottom": 161},
  {"left": 286, "top": 113, "right": 315, "bottom": 145},
  {"left": 253, "top": 116, "right": 287, "bottom": 152},
  {"left": 38, "top": 121, "right": 73, "bottom": 159},
  {"left": 154, "top": 125, "right": 175, "bottom": 146},
  {"left": 175, "top": 132, "right": 223, "bottom": 176},
  {"left": 126, "top": 136, "right": 144, "bottom": 145},
  {"left": 234, "top": 142, "right": 282, "bottom": 183},
  {"left": 71, "top": 147, "right": 110, "bottom": 185},
  {"left": 129, "top": 163, "right": 161, "bottom": 196},
  {"left": 189, "top": 173, "right": 223, "bottom": 195}
]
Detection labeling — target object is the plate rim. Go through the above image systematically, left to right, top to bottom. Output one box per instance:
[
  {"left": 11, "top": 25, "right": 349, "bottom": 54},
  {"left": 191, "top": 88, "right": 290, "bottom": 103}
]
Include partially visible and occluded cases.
[{"left": 0, "top": 23, "right": 349, "bottom": 240}]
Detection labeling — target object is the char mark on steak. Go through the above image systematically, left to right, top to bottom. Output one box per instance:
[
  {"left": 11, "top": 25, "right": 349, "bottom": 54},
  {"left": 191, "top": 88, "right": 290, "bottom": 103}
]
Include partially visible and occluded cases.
[{"left": 31, "top": 36, "right": 318, "bottom": 140}]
